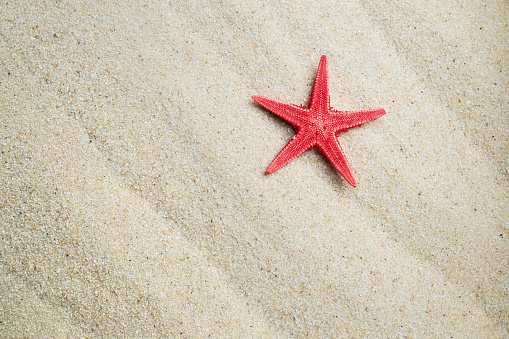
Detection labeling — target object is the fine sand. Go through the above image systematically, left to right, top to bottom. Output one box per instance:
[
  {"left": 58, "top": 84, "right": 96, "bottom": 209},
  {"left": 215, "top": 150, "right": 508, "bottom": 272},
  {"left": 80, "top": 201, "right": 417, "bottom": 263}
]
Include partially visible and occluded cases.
[{"left": 1, "top": 1, "right": 508, "bottom": 337}]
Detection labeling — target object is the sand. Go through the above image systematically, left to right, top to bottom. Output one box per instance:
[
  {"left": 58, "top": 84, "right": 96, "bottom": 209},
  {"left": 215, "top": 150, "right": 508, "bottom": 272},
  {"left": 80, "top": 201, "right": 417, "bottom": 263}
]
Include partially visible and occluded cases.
[{"left": 1, "top": 0, "right": 508, "bottom": 337}]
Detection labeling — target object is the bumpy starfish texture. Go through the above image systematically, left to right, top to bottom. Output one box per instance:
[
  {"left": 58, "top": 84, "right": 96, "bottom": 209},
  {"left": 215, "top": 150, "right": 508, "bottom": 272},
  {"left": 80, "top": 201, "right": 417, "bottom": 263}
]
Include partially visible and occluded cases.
[{"left": 253, "top": 55, "right": 386, "bottom": 187}]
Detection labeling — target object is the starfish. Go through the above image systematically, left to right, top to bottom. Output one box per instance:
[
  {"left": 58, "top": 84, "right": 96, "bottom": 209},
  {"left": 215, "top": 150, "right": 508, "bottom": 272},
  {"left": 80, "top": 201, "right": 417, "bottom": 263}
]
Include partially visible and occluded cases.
[{"left": 252, "top": 55, "right": 386, "bottom": 187}]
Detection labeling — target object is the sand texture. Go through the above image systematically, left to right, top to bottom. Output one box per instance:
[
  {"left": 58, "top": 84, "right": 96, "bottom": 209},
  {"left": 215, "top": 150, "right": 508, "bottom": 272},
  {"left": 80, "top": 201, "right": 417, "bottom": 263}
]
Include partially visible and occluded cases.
[{"left": 1, "top": 0, "right": 508, "bottom": 337}]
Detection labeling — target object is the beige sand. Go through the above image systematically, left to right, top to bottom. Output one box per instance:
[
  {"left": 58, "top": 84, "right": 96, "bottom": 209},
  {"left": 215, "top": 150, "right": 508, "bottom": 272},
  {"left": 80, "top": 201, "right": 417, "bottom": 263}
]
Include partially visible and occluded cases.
[{"left": 1, "top": 0, "right": 508, "bottom": 337}]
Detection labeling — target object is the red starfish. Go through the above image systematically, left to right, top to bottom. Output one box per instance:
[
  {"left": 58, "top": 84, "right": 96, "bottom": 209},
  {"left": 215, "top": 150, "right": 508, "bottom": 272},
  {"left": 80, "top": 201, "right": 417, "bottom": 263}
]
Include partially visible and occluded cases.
[{"left": 252, "top": 55, "right": 386, "bottom": 187}]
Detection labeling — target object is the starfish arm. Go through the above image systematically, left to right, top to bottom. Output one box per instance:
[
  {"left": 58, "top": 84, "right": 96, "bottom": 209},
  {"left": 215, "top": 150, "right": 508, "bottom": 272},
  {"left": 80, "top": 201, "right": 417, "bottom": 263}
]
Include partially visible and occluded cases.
[
  {"left": 309, "top": 55, "right": 330, "bottom": 113},
  {"left": 252, "top": 95, "right": 309, "bottom": 128},
  {"left": 327, "top": 108, "right": 386, "bottom": 132},
  {"left": 266, "top": 129, "right": 315, "bottom": 174},
  {"left": 317, "top": 134, "right": 356, "bottom": 187}
]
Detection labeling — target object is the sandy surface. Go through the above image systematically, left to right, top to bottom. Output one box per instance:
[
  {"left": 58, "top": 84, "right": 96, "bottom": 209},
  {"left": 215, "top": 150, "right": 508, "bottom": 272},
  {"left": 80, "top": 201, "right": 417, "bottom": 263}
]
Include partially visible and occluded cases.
[{"left": 1, "top": 0, "right": 508, "bottom": 337}]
